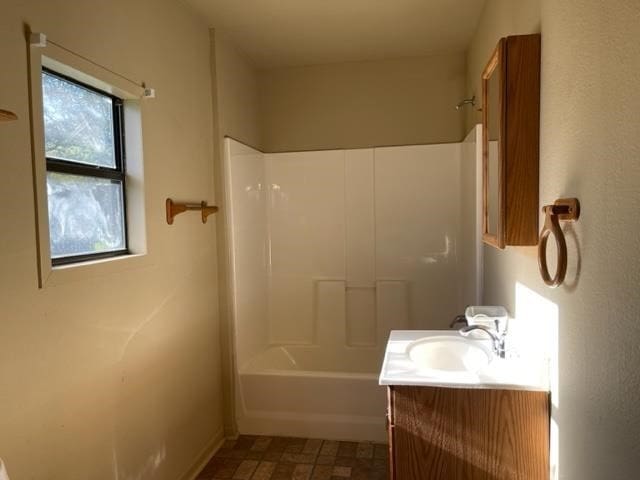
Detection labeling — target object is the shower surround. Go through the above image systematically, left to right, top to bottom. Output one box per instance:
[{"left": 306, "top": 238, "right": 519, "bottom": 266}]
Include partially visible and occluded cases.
[{"left": 224, "top": 133, "right": 479, "bottom": 441}]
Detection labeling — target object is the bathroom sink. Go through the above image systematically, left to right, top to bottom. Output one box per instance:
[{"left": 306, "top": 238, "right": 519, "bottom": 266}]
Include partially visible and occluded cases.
[{"left": 406, "top": 335, "right": 492, "bottom": 377}]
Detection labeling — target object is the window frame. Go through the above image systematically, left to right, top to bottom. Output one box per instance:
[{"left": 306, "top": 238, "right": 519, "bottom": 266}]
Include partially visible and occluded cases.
[
  {"left": 28, "top": 33, "right": 150, "bottom": 288},
  {"left": 42, "top": 67, "right": 131, "bottom": 266}
]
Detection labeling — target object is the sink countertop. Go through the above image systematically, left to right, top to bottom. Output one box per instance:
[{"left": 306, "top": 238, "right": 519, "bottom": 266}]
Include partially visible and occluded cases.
[{"left": 379, "top": 330, "right": 549, "bottom": 391}]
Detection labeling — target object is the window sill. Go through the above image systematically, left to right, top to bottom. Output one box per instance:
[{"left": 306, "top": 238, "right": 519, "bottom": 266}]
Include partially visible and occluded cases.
[{"left": 43, "top": 252, "right": 150, "bottom": 287}]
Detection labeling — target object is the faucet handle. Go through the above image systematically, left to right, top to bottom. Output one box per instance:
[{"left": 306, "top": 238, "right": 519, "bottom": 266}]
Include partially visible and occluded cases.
[
  {"left": 449, "top": 314, "right": 468, "bottom": 329},
  {"left": 493, "top": 318, "right": 509, "bottom": 336}
]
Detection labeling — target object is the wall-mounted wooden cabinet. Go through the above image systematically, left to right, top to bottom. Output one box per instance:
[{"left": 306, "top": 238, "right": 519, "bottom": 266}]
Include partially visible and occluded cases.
[
  {"left": 482, "top": 34, "right": 540, "bottom": 249},
  {"left": 386, "top": 385, "right": 549, "bottom": 479}
]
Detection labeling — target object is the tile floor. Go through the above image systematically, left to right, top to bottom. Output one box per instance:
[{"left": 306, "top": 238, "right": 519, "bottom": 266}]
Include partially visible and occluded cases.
[{"left": 196, "top": 435, "right": 389, "bottom": 480}]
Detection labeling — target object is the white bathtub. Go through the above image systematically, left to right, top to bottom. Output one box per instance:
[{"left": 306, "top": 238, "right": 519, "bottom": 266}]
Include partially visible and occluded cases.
[{"left": 235, "top": 346, "right": 387, "bottom": 442}]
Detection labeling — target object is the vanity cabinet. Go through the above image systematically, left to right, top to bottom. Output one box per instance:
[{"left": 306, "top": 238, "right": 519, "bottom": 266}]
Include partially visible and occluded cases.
[
  {"left": 482, "top": 33, "right": 540, "bottom": 249},
  {"left": 386, "top": 385, "right": 549, "bottom": 480}
]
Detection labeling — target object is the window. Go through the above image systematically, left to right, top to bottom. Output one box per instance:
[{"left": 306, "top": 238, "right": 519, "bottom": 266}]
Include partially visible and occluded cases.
[
  {"left": 29, "top": 33, "right": 148, "bottom": 286},
  {"left": 42, "top": 69, "right": 128, "bottom": 265}
]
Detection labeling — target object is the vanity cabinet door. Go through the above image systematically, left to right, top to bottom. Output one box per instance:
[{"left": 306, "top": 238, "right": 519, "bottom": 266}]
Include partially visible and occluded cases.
[{"left": 388, "top": 385, "right": 549, "bottom": 480}]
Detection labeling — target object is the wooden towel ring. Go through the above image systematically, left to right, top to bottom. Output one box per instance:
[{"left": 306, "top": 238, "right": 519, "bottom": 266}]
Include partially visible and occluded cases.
[{"left": 538, "top": 198, "right": 580, "bottom": 287}]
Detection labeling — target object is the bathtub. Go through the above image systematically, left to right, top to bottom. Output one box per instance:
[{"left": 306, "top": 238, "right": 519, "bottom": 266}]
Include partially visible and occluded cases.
[{"left": 235, "top": 346, "right": 387, "bottom": 442}]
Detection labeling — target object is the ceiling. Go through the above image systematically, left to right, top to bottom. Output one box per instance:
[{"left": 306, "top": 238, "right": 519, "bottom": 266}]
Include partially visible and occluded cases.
[{"left": 183, "top": 0, "right": 486, "bottom": 68}]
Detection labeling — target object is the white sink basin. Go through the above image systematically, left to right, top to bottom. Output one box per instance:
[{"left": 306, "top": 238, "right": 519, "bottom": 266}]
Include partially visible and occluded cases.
[
  {"left": 380, "top": 331, "right": 548, "bottom": 390},
  {"left": 406, "top": 335, "right": 493, "bottom": 377}
]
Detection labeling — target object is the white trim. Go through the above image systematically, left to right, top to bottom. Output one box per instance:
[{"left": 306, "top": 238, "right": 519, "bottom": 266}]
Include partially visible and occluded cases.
[{"left": 29, "top": 32, "right": 47, "bottom": 47}]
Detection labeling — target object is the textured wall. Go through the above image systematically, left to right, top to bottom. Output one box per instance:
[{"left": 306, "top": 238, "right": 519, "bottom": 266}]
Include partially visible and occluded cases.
[
  {"left": 0, "top": 0, "right": 223, "bottom": 478},
  {"left": 464, "top": 0, "right": 541, "bottom": 131},
  {"left": 470, "top": 0, "right": 640, "bottom": 478},
  {"left": 212, "top": 31, "right": 262, "bottom": 151},
  {"left": 259, "top": 54, "right": 467, "bottom": 152}
]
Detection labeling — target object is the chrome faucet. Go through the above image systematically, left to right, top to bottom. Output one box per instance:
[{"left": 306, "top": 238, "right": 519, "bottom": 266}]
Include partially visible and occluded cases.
[{"left": 459, "top": 320, "right": 507, "bottom": 358}]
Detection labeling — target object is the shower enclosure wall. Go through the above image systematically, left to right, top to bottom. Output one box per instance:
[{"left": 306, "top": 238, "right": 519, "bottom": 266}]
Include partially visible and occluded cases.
[{"left": 224, "top": 130, "right": 480, "bottom": 441}]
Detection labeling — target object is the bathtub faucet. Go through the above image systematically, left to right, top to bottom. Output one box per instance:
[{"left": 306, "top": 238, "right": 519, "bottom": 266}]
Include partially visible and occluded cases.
[{"left": 459, "top": 320, "right": 506, "bottom": 358}]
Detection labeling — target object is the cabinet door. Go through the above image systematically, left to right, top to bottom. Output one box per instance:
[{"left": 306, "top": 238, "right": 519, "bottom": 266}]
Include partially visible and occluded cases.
[
  {"left": 482, "top": 33, "right": 540, "bottom": 249},
  {"left": 391, "top": 386, "right": 549, "bottom": 480}
]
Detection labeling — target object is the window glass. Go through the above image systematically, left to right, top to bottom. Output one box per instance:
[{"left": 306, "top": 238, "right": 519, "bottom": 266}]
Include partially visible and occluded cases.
[
  {"left": 42, "top": 68, "right": 127, "bottom": 264},
  {"left": 42, "top": 71, "right": 116, "bottom": 168},
  {"left": 46, "top": 172, "right": 126, "bottom": 259}
]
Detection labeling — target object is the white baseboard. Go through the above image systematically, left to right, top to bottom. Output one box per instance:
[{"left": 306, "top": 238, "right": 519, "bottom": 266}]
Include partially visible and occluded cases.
[{"left": 180, "top": 428, "right": 226, "bottom": 480}]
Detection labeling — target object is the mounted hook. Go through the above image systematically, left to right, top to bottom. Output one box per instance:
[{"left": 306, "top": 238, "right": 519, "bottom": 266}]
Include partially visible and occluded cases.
[
  {"left": 455, "top": 95, "right": 476, "bottom": 110},
  {"left": 0, "top": 109, "right": 18, "bottom": 122},
  {"left": 538, "top": 198, "right": 580, "bottom": 287}
]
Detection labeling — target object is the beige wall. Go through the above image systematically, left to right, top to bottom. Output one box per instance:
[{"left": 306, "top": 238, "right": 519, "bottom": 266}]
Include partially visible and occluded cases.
[
  {"left": 464, "top": 0, "right": 541, "bottom": 130},
  {"left": 470, "top": 0, "right": 640, "bottom": 478},
  {"left": 0, "top": 1, "right": 223, "bottom": 478},
  {"left": 209, "top": 30, "right": 263, "bottom": 437},
  {"left": 212, "top": 31, "right": 262, "bottom": 151},
  {"left": 259, "top": 54, "right": 467, "bottom": 152}
]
